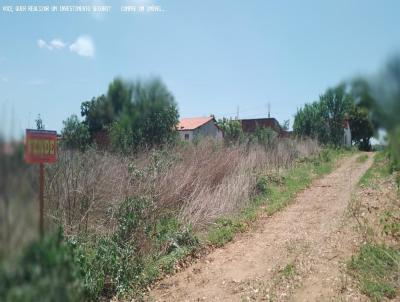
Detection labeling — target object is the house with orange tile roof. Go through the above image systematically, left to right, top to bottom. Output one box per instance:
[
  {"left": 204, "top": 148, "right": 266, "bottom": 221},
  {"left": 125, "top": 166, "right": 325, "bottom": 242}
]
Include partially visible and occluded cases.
[{"left": 177, "top": 116, "right": 223, "bottom": 142}]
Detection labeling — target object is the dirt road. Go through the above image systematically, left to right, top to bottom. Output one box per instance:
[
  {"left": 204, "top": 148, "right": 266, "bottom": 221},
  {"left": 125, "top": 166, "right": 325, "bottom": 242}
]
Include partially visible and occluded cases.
[{"left": 150, "top": 154, "right": 374, "bottom": 302}]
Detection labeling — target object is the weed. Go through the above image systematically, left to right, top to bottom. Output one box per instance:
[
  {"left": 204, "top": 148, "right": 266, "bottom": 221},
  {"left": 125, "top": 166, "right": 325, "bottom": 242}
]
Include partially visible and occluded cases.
[
  {"left": 266, "top": 149, "right": 344, "bottom": 215},
  {"left": 358, "top": 152, "right": 389, "bottom": 187},
  {"left": 356, "top": 154, "right": 369, "bottom": 163},
  {"left": 256, "top": 176, "right": 269, "bottom": 195},
  {"left": 380, "top": 211, "right": 400, "bottom": 240},
  {"left": 207, "top": 218, "right": 246, "bottom": 247},
  {"left": 348, "top": 243, "right": 399, "bottom": 301},
  {"left": 281, "top": 262, "right": 296, "bottom": 279}
]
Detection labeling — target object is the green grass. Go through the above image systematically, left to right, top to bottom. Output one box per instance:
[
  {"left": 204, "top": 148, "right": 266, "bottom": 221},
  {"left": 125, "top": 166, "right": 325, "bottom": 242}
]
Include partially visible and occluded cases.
[
  {"left": 207, "top": 148, "right": 350, "bottom": 246},
  {"left": 266, "top": 148, "right": 345, "bottom": 215},
  {"left": 349, "top": 150, "right": 400, "bottom": 301},
  {"left": 358, "top": 152, "right": 389, "bottom": 187},
  {"left": 356, "top": 154, "right": 369, "bottom": 163},
  {"left": 348, "top": 243, "right": 399, "bottom": 301},
  {"left": 281, "top": 262, "right": 296, "bottom": 279}
]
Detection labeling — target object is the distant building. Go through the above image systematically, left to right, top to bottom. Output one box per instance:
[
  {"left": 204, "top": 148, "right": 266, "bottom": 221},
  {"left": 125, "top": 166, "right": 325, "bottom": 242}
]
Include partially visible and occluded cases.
[
  {"left": 177, "top": 116, "right": 223, "bottom": 142},
  {"left": 240, "top": 117, "right": 291, "bottom": 137}
]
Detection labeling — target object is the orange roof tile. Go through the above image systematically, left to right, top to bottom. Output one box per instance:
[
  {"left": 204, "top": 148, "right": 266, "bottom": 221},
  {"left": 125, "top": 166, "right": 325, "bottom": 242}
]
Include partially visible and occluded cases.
[{"left": 177, "top": 116, "right": 214, "bottom": 131}]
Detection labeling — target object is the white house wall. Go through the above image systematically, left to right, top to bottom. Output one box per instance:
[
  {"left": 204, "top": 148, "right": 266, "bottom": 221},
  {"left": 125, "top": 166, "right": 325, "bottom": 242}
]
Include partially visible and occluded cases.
[
  {"left": 178, "top": 120, "right": 223, "bottom": 142},
  {"left": 179, "top": 130, "right": 194, "bottom": 141}
]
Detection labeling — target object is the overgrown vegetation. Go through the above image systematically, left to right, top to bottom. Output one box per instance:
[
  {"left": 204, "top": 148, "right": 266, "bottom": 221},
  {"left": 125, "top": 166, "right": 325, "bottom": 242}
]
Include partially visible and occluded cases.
[
  {"left": 293, "top": 83, "right": 375, "bottom": 150},
  {"left": 1, "top": 136, "right": 326, "bottom": 300},
  {"left": 206, "top": 147, "right": 347, "bottom": 247},
  {"left": 348, "top": 152, "right": 400, "bottom": 301},
  {"left": 358, "top": 152, "right": 389, "bottom": 187},
  {"left": 356, "top": 154, "right": 369, "bottom": 163},
  {"left": 0, "top": 229, "right": 84, "bottom": 302},
  {"left": 349, "top": 244, "right": 399, "bottom": 301}
]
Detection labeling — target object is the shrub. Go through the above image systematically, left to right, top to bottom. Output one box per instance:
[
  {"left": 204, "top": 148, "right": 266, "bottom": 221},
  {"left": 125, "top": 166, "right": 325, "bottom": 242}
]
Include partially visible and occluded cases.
[
  {"left": 217, "top": 118, "right": 244, "bottom": 144},
  {"left": 256, "top": 176, "right": 269, "bottom": 195},
  {"left": 0, "top": 229, "right": 85, "bottom": 302}
]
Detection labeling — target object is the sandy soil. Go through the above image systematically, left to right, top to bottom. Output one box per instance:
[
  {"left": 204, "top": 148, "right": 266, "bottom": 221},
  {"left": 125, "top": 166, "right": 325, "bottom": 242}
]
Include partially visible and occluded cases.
[{"left": 149, "top": 154, "right": 374, "bottom": 302}]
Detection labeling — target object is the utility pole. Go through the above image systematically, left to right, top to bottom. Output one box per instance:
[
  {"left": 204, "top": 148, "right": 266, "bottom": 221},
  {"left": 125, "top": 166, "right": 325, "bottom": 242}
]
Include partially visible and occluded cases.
[{"left": 236, "top": 105, "right": 239, "bottom": 120}]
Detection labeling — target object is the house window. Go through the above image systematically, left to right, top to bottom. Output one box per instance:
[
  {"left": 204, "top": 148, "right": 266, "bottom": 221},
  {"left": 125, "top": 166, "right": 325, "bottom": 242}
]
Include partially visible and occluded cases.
[{"left": 184, "top": 134, "right": 190, "bottom": 141}]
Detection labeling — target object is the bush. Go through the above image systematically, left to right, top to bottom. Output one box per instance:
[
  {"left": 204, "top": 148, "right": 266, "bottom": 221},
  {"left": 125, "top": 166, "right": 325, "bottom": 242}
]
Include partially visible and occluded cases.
[
  {"left": 217, "top": 118, "right": 244, "bottom": 144},
  {"left": 248, "top": 126, "right": 278, "bottom": 147},
  {"left": 40, "top": 138, "right": 320, "bottom": 300},
  {"left": 256, "top": 176, "right": 269, "bottom": 195},
  {"left": 71, "top": 196, "right": 199, "bottom": 300},
  {"left": 0, "top": 229, "right": 85, "bottom": 302}
]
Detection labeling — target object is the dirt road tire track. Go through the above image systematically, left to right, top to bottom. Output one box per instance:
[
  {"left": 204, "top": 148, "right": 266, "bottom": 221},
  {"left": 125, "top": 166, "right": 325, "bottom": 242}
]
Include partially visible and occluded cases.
[{"left": 149, "top": 153, "right": 374, "bottom": 302}]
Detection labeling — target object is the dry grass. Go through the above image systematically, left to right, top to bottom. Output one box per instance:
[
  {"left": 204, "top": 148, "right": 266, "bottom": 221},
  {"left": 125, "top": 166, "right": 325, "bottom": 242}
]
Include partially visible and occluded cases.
[
  {"left": 45, "top": 138, "right": 319, "bottom": 236},
  {"left": 0, "top": 143, "right": 38, "bottom": 258}
]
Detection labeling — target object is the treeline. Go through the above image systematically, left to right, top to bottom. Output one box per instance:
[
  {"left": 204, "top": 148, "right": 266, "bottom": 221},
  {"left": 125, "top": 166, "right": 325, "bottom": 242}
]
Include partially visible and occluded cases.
[
  {"left": 294, "top": 55, "right": 400, "bottom": 171},
  {"left": 61, "top": 77, "right": 179, "bottom": 153},
  {"left": 293, "top": 82, "right": 374, "bottom": 150}
]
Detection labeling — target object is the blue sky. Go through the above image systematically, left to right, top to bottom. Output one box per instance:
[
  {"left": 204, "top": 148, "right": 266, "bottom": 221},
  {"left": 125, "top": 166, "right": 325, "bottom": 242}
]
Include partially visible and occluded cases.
[{"left": 1, "top": 0, "right": 400, "bottom": 138}]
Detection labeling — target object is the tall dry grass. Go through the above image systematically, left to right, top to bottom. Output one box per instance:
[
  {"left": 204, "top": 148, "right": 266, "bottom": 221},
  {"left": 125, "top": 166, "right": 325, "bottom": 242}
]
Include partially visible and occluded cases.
[
  {"left": 45, "top": 138, "right": 319, "bottom": 235},
  {"left": 0, "top": 142, "right": 38, "bottom": 258}
]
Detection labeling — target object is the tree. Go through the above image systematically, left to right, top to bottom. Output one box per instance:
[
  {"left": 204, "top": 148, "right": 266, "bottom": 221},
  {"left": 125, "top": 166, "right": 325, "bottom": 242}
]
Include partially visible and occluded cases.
[
  {"left": 80, "top": 77, "right": 179, "bottom": 152},
  {"left": 80, "top": 78, "right": 133, "bottom": 136},
  {"left": 294, "top": 84, "right": 354, "bottom": 146},
  {"left": 321, "top": 84, "right": 353, "bottom": 146},
  {"left": 80, "top": 94, "right": 109, "bottom": 135},
  {"left": 293, "top": 101, "right": 329, "bottom": 144},
  {"left": 348, "top": 105, "right": 374, "bottom": 151},
  {"left": 61, "top": 115, "right": 90, "bottom": 151},
  {"left": 217, "top": 118, "right": 244, "bottom": 144}
]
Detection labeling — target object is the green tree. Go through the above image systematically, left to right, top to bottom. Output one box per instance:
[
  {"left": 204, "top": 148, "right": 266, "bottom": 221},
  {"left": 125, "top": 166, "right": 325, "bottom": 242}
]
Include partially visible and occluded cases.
[
  {"left": 81, "top": 77, "right": 179, "bottom": 152},
  {"left": 80, "top": 78, "right": 132, "bottom": 136},
  {"left": 111, "top": 78, "right": 179, "bottom": 151},
  {"left": 294, "top": 84, "right": 354, "bottom": 146},
  {"left": 321, "top": 84, "right": 353, "bottom": 146},
  {"left": 293, "top": 101, "right": 329, "bottom": 144},
  {"left": 348, "top": 105, "right": 374, "bottom": 151},
  {"left": 61, "top": 115, "right": 90, "bottom": 151},
  {"left": 217, "top": 118, "right": 243, "bottom": 144}
]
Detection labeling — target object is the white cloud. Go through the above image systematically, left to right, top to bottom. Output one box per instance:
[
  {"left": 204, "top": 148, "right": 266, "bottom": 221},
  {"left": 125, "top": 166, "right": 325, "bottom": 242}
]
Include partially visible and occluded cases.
[
  {"left": 37, "top": 36, "right": 95, "bottom": 58},
  {"left": 69, "top": 36, "right": 95, "bottom": 58},
  {"left": 37, "top": 38, "right": 66, "bottom": 51},
  {"left": 37, "top": 38, "right": 52, "bottom": 50},
  {"left": 50, "top": 39, "right": 66, "bottom": 50}
]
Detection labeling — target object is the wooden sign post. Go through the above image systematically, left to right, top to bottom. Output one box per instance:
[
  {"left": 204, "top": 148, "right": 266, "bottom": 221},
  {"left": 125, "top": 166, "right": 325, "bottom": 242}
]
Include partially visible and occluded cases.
[{"left": 24, "top": 129, "right": 58, "bottom": 239}]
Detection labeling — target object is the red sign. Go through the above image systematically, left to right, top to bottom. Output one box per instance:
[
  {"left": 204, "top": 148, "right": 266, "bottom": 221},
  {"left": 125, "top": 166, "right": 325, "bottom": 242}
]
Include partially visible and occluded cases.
[{"left": 25, "top": 129, "right": 58, "bottom": 164}]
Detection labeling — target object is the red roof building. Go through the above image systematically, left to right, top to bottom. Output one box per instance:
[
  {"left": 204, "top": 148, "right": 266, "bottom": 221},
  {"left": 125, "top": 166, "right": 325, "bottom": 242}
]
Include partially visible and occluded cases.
[{"left": 177, "top": 116, "right": 223, "bottom": 141}]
